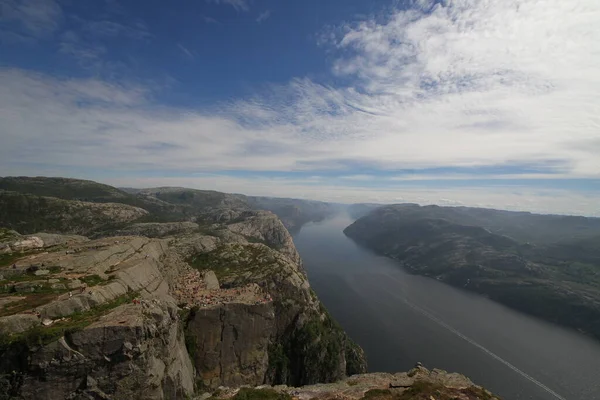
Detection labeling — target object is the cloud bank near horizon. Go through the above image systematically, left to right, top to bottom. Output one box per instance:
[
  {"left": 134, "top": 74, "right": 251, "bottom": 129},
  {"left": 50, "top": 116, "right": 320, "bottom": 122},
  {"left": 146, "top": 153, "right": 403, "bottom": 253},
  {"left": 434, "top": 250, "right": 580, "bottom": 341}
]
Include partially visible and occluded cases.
[{"left": 1, "top": 0, "right": 599, "bottom": 215}]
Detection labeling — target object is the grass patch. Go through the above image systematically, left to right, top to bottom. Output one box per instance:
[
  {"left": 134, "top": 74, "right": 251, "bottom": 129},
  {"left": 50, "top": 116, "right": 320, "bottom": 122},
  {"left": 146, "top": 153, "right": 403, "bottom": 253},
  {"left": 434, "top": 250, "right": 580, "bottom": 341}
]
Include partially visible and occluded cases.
[
  {"left": 0, "top": 228, "right": 19, "bottom": 241},
  {"left": 187, "top": 244, "right": 282, "bottom": 281},
  {"left": 0, "top": 252, "right": 29, "bottom": 268},
  {"left": 47, "top": 266, "right": 62, "bottom": 274},
  {"left": 80, "top": 274, "right": 104, "bottom": 286},
  {"left": 0, "top": 293, "right": 58, "bottom": 317},
  {"left": 231, "top": 388, "right": 291, "bottom": 400},
  {"left": 362, "top": 389, "right": 392, "bottom": 400}
]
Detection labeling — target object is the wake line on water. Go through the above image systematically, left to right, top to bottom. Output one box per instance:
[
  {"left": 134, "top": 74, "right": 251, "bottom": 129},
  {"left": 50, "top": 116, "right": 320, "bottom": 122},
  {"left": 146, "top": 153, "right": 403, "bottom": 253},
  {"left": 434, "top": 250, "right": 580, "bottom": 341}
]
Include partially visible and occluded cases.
[{"left": 399, "top": 294, "right": 567, "bottom": 400}]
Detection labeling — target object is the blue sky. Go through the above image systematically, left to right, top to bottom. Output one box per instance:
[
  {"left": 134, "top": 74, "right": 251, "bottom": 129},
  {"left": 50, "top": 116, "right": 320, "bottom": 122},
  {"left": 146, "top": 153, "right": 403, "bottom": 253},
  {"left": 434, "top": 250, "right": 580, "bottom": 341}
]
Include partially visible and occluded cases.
[{"left": 1, "top": 0, "right": 599, "bottom": 215}]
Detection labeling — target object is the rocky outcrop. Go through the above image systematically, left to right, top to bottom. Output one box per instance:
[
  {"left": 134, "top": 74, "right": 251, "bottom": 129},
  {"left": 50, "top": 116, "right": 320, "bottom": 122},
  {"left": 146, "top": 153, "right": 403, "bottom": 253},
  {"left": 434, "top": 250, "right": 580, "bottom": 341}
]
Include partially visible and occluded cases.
[
  {"left": 226, "top": 211, "right": 302, "bottom": 265},
  {"left": 0, "top": 213, "right": 366, "bottom": 398},
  {"left": 109, "top": 222, "right": 200, "bottom": 238},
  {"left": 0, "top": 230, "right": 87, "bottom": 255},
  {"left": 0, "top": 235, "right": 195, "bottom": 399},
  {"left": 178, "top": 236, "right": 365, "bottom": 387},
  {"left": 20, "top": 300, "right": 194, "bottom": 400},
  {"left": 210, "top": 364, "right": 498, "bottom": 400}
]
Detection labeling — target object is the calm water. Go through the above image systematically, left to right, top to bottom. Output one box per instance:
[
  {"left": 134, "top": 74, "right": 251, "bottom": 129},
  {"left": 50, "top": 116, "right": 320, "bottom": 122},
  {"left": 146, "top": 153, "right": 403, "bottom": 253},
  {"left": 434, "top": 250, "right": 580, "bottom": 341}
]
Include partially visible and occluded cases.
[{"left": 293, "top": 215, "right": 600, "bottom": 400}]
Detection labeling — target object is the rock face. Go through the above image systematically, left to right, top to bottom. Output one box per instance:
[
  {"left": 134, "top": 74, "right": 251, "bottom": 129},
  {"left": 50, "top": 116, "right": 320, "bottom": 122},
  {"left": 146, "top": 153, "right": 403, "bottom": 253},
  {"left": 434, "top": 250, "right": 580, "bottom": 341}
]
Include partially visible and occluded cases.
[
  {"left": 226, "top": 210, "right": 302, "bottom": 265},
  {"left": 174, "top": 224, "right": 366, "bottom": 388},
  {"left": 0, "top": 235, "right": 195, "bottom": 399},
  {"left": 20, "top": 300, "right": 194, "bottom": 400},
  {"left": 186, "top": 303, "right": 275, "bottom": 388}
]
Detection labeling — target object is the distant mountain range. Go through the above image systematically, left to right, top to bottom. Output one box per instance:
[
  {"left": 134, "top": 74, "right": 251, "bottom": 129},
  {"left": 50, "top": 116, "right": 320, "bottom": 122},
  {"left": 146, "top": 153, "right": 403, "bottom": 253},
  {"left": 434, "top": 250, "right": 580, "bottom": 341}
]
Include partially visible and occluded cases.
[
  {"left": 0, "top": 176, "right": 340, "bottom": 235},
  {"left": 344, "top": 204, "right": 600, "bottom": 341}
]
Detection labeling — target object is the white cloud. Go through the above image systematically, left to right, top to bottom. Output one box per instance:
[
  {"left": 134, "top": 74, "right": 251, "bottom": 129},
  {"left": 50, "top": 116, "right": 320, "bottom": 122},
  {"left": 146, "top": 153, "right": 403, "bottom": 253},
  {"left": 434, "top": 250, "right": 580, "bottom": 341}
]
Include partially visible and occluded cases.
[
  {"left": 1, "top": 0, "right": 599, "bottom": 215},
  {"left": 206, "top": 0, "right": 249, "bottom": 12},
  {"left": 256, "top": 10, "right": 271, "bottom": 23},
  {"left": 94, "top": 175, "right": 600, "bottom": 217}
]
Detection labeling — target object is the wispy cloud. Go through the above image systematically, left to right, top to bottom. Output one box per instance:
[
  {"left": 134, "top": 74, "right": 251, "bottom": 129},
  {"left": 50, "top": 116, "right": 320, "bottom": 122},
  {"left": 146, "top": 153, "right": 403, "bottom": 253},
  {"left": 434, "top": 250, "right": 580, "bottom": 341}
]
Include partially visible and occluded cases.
[
  {"left": 0, "top": 0, "right": 63, "bottom": 40},
  {"left": 206, "top": 0, "right": 249, "bottom": 12},
  {"left": 256, "top": 10, "right": 271, "bottom": 23},
  {"left": 201, "top": 15, "right": 219, "bottom": 24},
  {"left": 77, "top": 19, "right": 152, "bottom": 40},
  {"left": 58, "top": 31, "right": 107, "bottom": 70},
  {"left": 177, "top": 43, "right": 195, "bottom": 59},
  {"left": 96, "top": 175, "right": 600, "bottom": 217}
]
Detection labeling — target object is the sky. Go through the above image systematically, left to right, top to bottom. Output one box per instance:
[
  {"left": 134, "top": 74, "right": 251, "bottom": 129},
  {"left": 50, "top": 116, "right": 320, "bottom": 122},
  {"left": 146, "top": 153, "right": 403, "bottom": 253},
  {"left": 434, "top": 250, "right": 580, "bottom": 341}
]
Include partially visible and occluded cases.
[{"left": 1, "top": 0, "right": 599, "bottom": 216}]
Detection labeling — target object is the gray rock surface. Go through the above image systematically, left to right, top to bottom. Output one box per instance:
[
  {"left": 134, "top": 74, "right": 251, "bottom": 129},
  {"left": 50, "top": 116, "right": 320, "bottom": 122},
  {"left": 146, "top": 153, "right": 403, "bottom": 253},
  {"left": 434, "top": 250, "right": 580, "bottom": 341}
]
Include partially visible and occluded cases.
[
  {"left": 226, "top": 210, "right": 302, "bottom": 265},
  {"left": 111, "top": 222, "right": 200, "bottom": 238},
  {"left": 20, "top": 300, "right": 194, "bottom": 400},
  {"left": 186, "top": 303, "right": 275, "bottom": 388}
]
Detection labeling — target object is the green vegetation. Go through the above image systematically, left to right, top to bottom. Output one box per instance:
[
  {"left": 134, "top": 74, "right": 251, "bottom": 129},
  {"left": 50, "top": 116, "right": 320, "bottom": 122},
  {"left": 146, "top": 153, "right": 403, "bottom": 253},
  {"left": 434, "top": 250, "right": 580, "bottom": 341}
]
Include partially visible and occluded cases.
[
  {"left": 0, "top": 177, "right": 127, "bottom": 202},
  {"left": 0, "top": 228, "right": 19, "bottom": 242},
  {"left": 187, "top": 244, "right": 283, "bottom": 281},
  {"left": 0, "top": 251, "right": 31, "bottom": 268},
  {"left": 47, "top": 266, "right": 62, "bottom": 274},
  {"left": 80, "top": 274, "right": 104, "bottom": 286},
  {"left": 0, "top": 293, "right": 58, "bottom": 317},
  {"left": 285, "top": 308, "right": 347, "bottom": 385},
  {"left": 345, "top": 338, "right": 367, "bottom": 375},
  {"left": 268, "top": 342, "right": 290, "bottom": 384},
  {"left": 397, "top": 380, "right": 494, "bottom": 400},
  {"left": 357, "top": 382, "right": 495, "bottom": 400},
  {"left": 231, "top": 388, "right": 291, "bottom": 400},
  {"left": 362, "top": 389, "right": 393, "bottom": 400}
]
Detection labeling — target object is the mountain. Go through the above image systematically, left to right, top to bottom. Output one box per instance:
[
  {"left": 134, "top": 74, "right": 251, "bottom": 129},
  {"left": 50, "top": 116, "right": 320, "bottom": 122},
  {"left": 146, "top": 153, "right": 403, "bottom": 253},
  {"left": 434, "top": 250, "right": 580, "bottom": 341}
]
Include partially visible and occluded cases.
[
  {"left": 0, "top": 177, "right": 497, "bottom": 399},
  {"left": 0, "top": 177, "right": 367, "bottom": 398},
  {"left": 0, "top": 177, "right": 338, "bottom": 234},
  {"left": 0, "top": 177, "right": 185, "bottom": 222},
  {"left": 125, "top": 186, "right": 340, "bottom": 232},
  {"left": 0, "top": 190, "right": 148, "bottom": 236},
  {"left": 346, "top": 203, "right": 384, "bottom": 220},
  {"left": 344, "top": 204, "right": 600, "bottom": 340}
]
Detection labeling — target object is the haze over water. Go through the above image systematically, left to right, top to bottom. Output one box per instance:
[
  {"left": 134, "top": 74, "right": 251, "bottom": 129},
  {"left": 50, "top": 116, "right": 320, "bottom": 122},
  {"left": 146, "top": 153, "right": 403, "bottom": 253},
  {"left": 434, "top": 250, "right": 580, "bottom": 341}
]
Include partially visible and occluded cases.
[{"left": 293, "top": 214, "right": 600, "bottom": 400}]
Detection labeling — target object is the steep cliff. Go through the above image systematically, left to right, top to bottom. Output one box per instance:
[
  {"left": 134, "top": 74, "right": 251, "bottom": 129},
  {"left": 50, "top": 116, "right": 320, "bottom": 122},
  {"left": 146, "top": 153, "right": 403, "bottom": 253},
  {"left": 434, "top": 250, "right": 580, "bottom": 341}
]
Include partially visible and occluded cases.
[
  {"left": 0, "top": 212, "right": 366, "bottom": 398},
  {"left": 0, "top": 235, "right": 195, "bottom": 399}
]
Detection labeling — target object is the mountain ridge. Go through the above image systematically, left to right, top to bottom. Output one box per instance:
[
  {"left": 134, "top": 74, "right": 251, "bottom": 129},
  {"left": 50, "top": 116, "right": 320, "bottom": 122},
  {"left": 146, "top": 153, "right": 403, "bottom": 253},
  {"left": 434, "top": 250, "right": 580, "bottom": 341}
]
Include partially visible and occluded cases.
[{"left": 344, "top": 204, "right": 600, "bottom": 341}]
